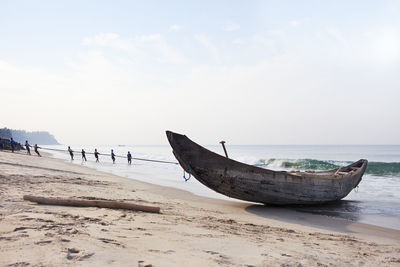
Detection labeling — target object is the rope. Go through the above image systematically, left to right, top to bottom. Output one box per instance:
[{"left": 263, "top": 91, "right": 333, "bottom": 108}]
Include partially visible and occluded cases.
[
  {"left": 25, "top": 145, "right": 191, "bottom": 182},
  {"left": 36, "top": 146, "right": 179, "bottom": 165},
  {"left": 181, "top": 161, "right": 193, "bottom": 182},
  {"left": 183, "top": 169, "right": 191, "bottom": 182}
]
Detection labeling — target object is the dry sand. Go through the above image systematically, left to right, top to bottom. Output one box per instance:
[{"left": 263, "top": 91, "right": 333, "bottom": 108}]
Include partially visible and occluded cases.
[{"left": 0, "top": 150, "right": 399, "bottom": 266}]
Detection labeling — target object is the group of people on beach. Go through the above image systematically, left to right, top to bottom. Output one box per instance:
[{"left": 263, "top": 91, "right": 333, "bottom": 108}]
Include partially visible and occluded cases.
[
  {"left": 0, "top": 137, "right": 41, "bottom": 157},
  {"left": 0, "top": 137, "right": 133, "bottom": 165},
  {"left": 67, "top": 146, "right": 133, "bottom": 165}
]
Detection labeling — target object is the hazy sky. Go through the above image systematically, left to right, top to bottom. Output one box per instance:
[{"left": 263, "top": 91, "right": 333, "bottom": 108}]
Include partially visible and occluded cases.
[{"left": 1, "top": 1, "right": 399, "bottom": 145}]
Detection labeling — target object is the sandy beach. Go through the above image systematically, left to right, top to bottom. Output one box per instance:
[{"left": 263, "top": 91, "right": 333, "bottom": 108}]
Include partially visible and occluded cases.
[{"left": 0, "top": 150, "right": 399, "bottom": 266}]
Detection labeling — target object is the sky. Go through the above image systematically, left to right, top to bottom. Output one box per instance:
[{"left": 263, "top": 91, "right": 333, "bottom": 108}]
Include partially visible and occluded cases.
[{"left": 1, "top": 0, "right": 399, "bottom": 145}]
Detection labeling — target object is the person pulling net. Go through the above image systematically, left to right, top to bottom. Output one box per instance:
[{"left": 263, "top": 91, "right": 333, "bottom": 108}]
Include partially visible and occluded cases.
[{"left": 36, "top": 146, "right": 178, "bottom": 165}]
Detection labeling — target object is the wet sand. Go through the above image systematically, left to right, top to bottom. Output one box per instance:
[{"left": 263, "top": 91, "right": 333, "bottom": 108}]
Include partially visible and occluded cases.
[{"left": 1, "top": 150, "right": 399, "bottom": 266}]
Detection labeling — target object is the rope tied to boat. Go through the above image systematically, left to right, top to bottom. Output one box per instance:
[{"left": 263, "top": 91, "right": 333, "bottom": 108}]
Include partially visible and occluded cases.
[
  {"left": 26, "top": 145, "right": 195, "bottom": 182},
  {"left": 181, "top": 162, "right": 193, "bottom": 182},
  {"left": 183, "top": 169, "right": 191, "bottom": 182}
]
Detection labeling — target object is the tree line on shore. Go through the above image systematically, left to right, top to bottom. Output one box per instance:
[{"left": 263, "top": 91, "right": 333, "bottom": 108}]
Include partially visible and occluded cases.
[{"left": 0, "top": 128, "right": 59, "bottom": 145}]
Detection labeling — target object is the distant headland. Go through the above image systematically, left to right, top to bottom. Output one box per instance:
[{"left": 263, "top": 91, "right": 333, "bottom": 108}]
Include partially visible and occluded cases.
[{"left": 0, "top": 127, "right": 59, "bottom": 145}]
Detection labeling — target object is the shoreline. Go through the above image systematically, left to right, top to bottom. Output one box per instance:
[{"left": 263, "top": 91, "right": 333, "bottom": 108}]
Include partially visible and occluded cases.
[{"left": 1, "top": 150, "right": 399, "bottom": 266}]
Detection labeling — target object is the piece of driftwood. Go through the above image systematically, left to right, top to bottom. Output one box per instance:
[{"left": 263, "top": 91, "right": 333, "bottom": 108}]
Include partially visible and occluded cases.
[
  {"left": 166, "top": 130, "right": 368, "bottom": 205},
  {"left": 23, "top": 195, "right": 160, "bottom": 213}
]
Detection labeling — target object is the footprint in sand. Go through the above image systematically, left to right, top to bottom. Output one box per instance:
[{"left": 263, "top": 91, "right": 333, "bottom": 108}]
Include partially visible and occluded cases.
[
  {"left": 98, "top": 237, "right": 124, "bottom": 247},
  {"left": 35, "top": 240, "right": 52, "bottom": 245},
  {"left": 66, "top": 248, "right": 95, "bottom": 261},
  {"left": 66, "top": 248, "right": 80, "bottom": 260},
  {"left": 204, "top": 250, "right": 219, "bottom": 255},
  {"left": 6, "top": 262, "right": 30, "bottom": 266}
]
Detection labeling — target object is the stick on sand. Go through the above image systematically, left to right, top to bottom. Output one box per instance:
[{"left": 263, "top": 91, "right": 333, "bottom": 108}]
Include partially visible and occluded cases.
[{"left": 23, "top": 195, "right": 160, "bottom": 213}]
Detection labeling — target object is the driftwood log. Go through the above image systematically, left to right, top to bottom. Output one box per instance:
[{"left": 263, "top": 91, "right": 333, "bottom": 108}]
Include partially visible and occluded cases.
[{"left": 23, "top": 195, "right": 160, "bottom": 213}]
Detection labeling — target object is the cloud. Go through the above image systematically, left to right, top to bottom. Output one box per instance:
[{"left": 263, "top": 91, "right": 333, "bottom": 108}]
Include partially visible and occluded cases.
[
  {"left": 289, "top": 18, "right": 312, "bottom": 27},
  {"left": 222, "top": 21, "right": 240, "bottom": 32},
  {"left": 2, "top": 24, "right": 400, "bottom": 144},
  {"left": 169, "top": 24, "right": 182, "bottom": 32},
  {"left": 326, "top": 27, "right": 347, "bottom": 44},
  {"left": 369, "top": 28, "right": 400, "bottom": 62},
  {"left": 83, "top": 32, "right": 185, "bottom": 64},
  {"left": 83, "top": 32, "right": 137, "bottom": 53},
  {"left": 83, "top": 32, "right": 119, "bottom": 45},
  {"left": 251, "top": 33, "right": 282, "bottom": 49},
  {"left": 137, "top": 34, "right": 185, "bottom": 64},
  {"left": 138, "top": 34, "right": 162, "bottom": 42},
  {"left": 194, "top": 34, "right": 220, "bottom": 62},
  {"left": 232, "top": 38, "right": 245, "bottom": 45},
  {"left": 0, "top": 52, "right": 155, "bottom": 143},
  {"left": 0, "top": 60, "right": 61, "bottom": 95}
]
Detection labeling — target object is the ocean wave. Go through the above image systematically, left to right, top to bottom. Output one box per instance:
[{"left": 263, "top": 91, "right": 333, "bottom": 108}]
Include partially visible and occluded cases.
[{"left": 255, "top": 158, "right": 400, "bottom": 177}]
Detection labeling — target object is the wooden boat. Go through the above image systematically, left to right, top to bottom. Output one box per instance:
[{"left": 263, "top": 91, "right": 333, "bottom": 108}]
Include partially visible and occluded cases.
[{"left": 166, "top": 131, "right": 368, "bottom": 205}]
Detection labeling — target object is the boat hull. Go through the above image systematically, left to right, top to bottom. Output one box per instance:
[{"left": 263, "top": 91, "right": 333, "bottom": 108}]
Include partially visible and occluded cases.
[{"left": 166, "top": 131, "right": 367, "bottom": 205}]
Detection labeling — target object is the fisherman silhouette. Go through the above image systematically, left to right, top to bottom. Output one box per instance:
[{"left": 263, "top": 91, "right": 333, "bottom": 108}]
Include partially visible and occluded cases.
[
  {"left": 10, "top": 138, "right": 15, "bottom": 152},
  {"left": 25, "top": 140, "right": 31, "bottom": 155},
  {"left": 34, "top": 144, "right": 41, "bottom": 157},
  {"left": 68, "top": 146, "right": 74, "bottom": 160},
  {"left": 81, "top": 149, "right": 87, "bottom": 161},
  {"left": 94, "top": 149, "right": 100, "bottom": 162},
  {"left": 111, "top": 149, "right": 116, "bottom": 164},
  {"left": 127, "top": 151, "right": 132, "bottom": 165}
]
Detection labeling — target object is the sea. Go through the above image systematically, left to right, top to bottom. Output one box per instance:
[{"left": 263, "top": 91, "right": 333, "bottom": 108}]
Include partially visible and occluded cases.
[{"left": 43, "top": 144, "right": 400, "bottom": 230}]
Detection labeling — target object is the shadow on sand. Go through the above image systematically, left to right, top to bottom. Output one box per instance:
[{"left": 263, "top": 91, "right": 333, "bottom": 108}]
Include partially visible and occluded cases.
[{"left": 245, "top": 200, "right": 363, "bottom": 233}]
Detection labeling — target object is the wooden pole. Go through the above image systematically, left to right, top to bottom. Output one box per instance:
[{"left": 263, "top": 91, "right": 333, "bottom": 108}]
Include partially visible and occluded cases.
[
  {"left": 219, "top": 141, "right": 229, "bottom": 158},
  {"left": 23, "top": 195, "right": 160, "bottom": 213}
]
